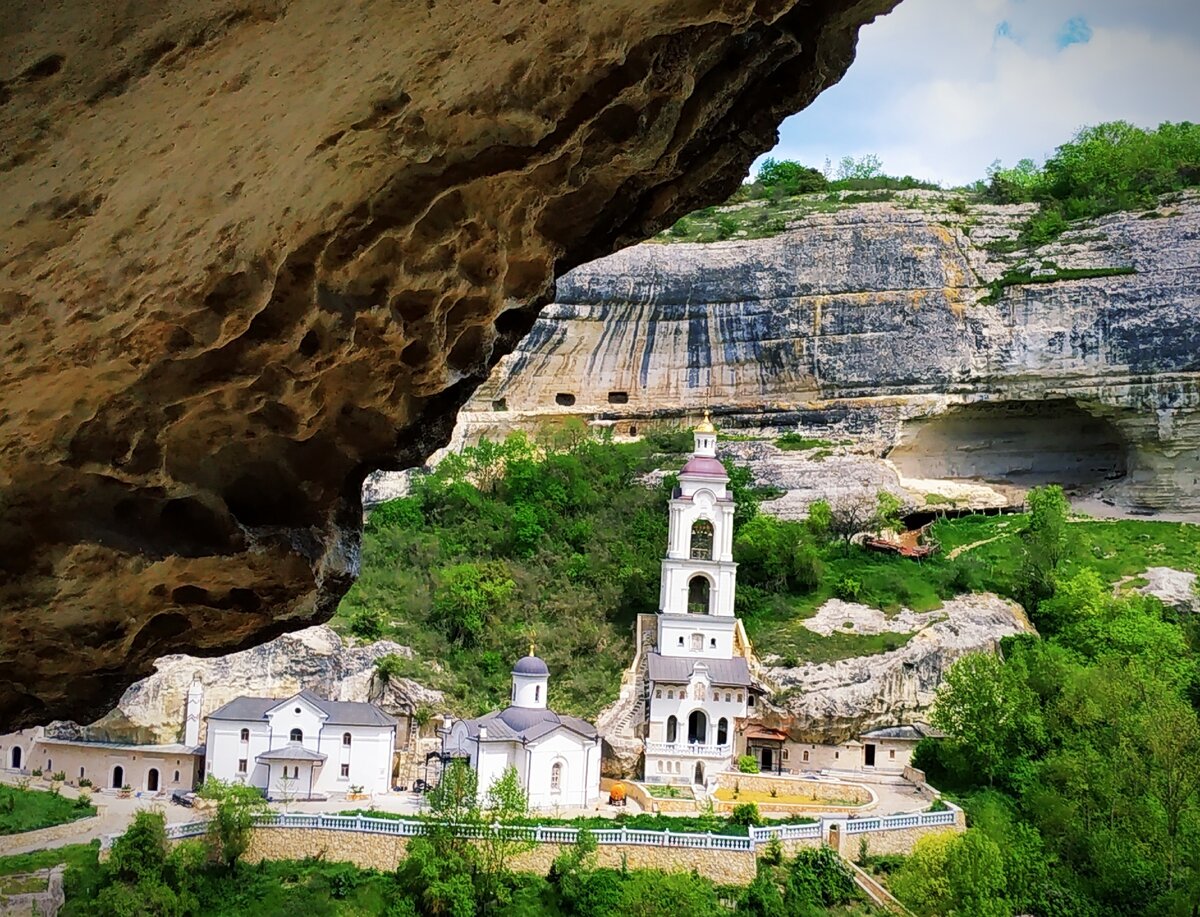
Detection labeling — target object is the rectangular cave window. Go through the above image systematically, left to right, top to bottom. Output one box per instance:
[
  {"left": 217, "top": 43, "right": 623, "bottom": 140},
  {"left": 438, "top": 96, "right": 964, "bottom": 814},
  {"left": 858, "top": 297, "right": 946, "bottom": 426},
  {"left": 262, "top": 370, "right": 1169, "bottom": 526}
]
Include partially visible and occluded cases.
[
  {"left": 608, "top": 391, "right": 629, "bottom": 404},
  {"left": 555, "top": 393, "right": 576, "bottom": 407},
  {"left": 491, "top": 399, "right": 508, "bottom": 412},
  {"left": 629, "top": 425, "right": 638, "bottom": 436}
]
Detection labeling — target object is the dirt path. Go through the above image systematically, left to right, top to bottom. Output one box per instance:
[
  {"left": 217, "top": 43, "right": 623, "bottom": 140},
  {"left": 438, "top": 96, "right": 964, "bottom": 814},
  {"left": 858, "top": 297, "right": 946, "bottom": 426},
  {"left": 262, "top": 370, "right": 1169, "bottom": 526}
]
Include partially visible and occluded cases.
[{"left": 945, "top": 535, "right": 1004, "bottom": 560}]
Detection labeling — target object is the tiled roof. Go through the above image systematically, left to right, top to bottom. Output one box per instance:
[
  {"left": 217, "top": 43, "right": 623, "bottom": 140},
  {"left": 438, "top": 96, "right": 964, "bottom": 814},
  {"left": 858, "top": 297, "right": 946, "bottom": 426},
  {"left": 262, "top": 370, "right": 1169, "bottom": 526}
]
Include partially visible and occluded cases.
[
  {"left": 646, "top": 653, "right": 751, "bottom": 687},
  {"left": 207, "top": 689, "right": 396, "bottom": 728}
]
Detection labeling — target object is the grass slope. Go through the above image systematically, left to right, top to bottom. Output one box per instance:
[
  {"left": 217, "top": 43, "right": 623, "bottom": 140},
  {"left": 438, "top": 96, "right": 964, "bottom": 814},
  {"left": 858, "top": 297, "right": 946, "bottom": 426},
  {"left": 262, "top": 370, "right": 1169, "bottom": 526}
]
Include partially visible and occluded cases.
[{"left": 0, "top": 786, "right": 95, "bottom": 836}]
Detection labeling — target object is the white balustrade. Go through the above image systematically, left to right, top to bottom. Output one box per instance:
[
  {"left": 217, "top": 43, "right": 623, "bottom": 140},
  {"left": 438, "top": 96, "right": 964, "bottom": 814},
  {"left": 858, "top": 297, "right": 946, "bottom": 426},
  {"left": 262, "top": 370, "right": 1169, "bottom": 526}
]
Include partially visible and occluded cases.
[{"left": 643, "top": 741, "right": 733, "bottom": 758}]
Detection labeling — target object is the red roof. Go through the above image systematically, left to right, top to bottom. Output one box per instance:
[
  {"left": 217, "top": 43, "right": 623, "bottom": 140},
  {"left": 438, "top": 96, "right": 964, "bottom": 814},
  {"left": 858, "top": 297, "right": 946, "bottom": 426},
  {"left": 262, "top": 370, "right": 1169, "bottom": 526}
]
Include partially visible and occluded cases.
[
  {"left": 680, "top": 456, "right": 726, "bottom": 476},
  {"left": 744, "top": 725, "right": 789, "bottom": 742}
]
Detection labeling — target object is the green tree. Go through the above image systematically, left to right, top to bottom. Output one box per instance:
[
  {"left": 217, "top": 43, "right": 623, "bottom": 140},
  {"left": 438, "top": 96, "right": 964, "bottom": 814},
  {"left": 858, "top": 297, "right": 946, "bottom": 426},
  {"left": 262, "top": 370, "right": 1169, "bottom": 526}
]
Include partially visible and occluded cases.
[
  {"left": 433, "top": 563, "right": 515, "bottom": 647},
  {"left": 930, "top": 652, "right": 1044, "bottom": 786},
  {"left": 478, "top": 766, "right": 535, "bottom": 911},
  {"left": 196, "top": 777, "right": 270, "bottom": 869}
]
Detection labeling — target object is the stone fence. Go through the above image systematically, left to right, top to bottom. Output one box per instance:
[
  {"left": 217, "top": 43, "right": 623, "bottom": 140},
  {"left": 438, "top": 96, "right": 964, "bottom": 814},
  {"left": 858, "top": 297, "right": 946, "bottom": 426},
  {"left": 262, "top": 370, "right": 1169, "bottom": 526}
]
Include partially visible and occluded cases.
[{"left": 143, "top": 807, "right": 963, "bottom": 885}]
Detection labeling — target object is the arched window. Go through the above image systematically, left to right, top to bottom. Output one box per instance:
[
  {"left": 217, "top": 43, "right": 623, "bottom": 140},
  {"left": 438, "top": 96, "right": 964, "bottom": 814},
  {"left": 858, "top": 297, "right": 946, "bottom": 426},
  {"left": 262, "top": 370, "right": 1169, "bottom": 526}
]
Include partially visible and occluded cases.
[
  {"left": 690, "top": 520, "right": 714, "bottom": 560},
  {"left": 687, "top": 576, "right": 711, "bottom": 614},
  {"left": 535, "top": 685, "right": 540, "bottom": 703},
  {"left": 667, "top": 689, "right": 674, "bottom": 700},
  {"left": 712, "top": 690, "right": 719, "bottom": 701},
  {"left": 687, "top": 710, "right": 708, "bottom": 745},
  {"left": 666, "top": 716, "right": 678, "bottom": 743},
  {"left": 717, "top": 718, "right": 728, "bottom": 745},
  {"left": 240, "top": 728, "right": 249, "bottom": 742},
  {"left": 289, "top": 728, "right": 303, "bottom": 743},
  {"left": 342, "top": 733, "right": 352, "bottom": 747},
  {"left": 803, "top": 750, "right": 809, "bottom": 762},
  {"left": 657, "top": 761, "right": 663, "bottom": 773},
  {"left": 550, "top": 762, "right": 563, "bottom": 792},
  {"left": 111, "top": 765, "right": 124, "bottom": 789},
  {"left": 79, "top": 766, "right": 85, "bottom": 778},
  {"left": 147, "top": 768, "right": 160, "bottom": 792},
  {"left": 174, "top": 770, "right": 180, "bottom": 782}
]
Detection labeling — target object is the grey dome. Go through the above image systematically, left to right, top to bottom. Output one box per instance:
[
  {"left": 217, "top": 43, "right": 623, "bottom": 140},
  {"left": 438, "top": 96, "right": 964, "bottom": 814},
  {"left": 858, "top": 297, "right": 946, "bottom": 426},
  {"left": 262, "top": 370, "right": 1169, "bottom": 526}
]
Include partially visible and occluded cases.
[{"left": 512, "top": 654, "right": 549, "bottom": 676}]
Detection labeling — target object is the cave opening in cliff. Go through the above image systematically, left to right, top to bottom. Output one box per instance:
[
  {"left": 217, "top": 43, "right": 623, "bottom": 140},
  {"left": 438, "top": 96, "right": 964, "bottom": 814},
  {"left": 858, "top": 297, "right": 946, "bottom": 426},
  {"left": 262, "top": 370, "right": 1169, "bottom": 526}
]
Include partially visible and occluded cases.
[{"left": 887, "top": 399, "right": 1129, "bottom": 491}]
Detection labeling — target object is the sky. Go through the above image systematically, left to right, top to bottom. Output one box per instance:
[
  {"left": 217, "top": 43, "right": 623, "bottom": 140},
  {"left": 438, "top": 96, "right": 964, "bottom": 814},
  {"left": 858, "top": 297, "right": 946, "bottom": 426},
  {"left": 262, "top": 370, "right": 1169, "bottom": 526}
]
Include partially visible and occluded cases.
[{"left": 757, "top": 0, "right": 1200, "bottom": 186}]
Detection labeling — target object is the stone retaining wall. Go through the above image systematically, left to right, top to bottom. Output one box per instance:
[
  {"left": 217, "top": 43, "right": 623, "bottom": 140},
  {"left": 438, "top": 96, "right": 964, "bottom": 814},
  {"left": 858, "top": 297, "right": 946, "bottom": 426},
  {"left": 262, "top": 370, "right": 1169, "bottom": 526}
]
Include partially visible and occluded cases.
[
  {"left": 832, "top": 810, "right": 966, "bottom": 859},
  {"left": 243, "top": 827, "right": 759, "bottom": 884}
]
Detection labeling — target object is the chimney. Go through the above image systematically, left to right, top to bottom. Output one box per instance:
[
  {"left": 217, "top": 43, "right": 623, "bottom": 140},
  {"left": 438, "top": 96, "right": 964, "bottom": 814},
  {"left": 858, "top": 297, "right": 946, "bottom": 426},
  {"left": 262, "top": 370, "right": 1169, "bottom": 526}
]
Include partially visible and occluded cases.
[{"left": 184, "top": 675, "right": 204, "bottom": 748}]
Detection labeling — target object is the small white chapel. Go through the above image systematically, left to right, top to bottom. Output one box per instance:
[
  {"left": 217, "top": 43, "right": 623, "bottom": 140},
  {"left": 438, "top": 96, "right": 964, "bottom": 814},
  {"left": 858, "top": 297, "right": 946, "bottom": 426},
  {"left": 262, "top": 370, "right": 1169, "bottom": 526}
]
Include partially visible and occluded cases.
[
  {"left": 643, "top": 413, "right": 757, "bottom": 785},
  {"left": 445, "top": 652, "right": 601, "bottom": 810}
]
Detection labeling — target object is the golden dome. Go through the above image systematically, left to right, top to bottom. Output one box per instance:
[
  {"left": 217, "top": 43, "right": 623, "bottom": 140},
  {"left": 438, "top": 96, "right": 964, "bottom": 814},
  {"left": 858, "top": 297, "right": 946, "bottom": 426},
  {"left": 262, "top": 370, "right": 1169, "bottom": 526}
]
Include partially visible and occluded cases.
[{"left": 694, "top": 409, "right": 716, "bottom": 434}]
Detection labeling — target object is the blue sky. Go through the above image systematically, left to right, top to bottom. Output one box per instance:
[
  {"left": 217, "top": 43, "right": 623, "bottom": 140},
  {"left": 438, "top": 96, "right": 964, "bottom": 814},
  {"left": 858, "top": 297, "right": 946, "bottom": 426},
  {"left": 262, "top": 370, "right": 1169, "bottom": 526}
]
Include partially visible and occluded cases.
[{"left": 757, "top": 0, "right": 1200, "bottom": 186}]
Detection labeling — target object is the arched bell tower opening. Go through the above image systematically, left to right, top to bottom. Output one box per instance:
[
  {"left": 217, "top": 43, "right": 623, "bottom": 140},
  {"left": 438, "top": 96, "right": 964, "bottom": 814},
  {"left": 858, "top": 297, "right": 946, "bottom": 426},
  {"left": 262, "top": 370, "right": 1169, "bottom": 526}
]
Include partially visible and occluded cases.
[
  {"left": 690, "top": 520, "right": 713, "bottom": 560},
  {"left": 687, "top": 575, "right": 712, "bottom": 614}
]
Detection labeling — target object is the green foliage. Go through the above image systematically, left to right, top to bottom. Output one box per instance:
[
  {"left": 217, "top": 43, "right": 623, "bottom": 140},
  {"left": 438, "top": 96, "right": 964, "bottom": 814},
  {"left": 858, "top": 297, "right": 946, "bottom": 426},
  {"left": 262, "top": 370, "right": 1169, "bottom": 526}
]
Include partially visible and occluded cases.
[
  {"left": 986, "top": 120, "right": 1200, "bottom": 243},
  {"left": 755, "top": 158, "right": 829, "bottom": 194},
  {"left": 433, "top": 562, "right": 516, "bottom": 647},
  {"left": 350, "top": 606, "right": 387, "bottom": 641},
  {"left": 737, "top": 755, "right": 760, "bottom": 774},
  {"left": 196, "top": 777, "right": 270, "bottom": 869},
  {"left": 0, "top": 784, "right": 95, "bottom": 835},
  {"left": 730, "top": 803, "right": 762, "bottom": 827},
  {"left": 892, "top": 830, "right": 1010, "bottom": 917},
  {"left": 782, "top": 847, "right": 859, "bottom": 910}
]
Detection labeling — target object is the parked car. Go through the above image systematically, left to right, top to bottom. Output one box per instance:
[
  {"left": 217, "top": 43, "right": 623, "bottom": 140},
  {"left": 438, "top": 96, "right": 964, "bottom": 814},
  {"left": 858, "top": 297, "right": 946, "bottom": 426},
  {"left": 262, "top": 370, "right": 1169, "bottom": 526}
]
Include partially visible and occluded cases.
[{"left": 170, "top": 789, "right": 196, "bottom": 807}]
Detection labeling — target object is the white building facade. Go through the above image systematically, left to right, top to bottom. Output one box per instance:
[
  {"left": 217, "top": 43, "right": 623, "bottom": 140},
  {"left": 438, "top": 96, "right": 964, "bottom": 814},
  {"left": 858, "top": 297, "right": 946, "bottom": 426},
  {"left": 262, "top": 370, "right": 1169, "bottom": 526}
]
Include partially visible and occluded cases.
[
  {"left": 644, "top": 416, "right": 755, "bottom": 784},
  {"left": 445, "top": 655, "right": 601, "bottom": 810},
  {"left": 204, "top": 690, "right": 396, "bottom": 799}
]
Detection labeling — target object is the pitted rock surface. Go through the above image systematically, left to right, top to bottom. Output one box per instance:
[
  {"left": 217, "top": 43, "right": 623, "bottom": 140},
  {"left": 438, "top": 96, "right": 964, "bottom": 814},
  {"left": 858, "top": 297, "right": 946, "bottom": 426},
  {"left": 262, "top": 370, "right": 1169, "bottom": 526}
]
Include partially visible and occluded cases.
[{"left": 0, "top": 0, "right": 899, "bottom": 728}]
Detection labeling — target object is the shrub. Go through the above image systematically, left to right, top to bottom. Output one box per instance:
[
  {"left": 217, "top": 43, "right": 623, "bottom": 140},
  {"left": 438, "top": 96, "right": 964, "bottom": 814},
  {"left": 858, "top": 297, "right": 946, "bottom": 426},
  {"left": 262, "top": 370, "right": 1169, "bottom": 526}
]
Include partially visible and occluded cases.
[
  {"left": 833, "top": 575, "right": 862, "bottom": 601},
  {"left": 349, "top": 606, "right": 386, "bottom": 641},
  {"left": 738, "top": 755, "right": 761, "bottom": 774},
  {"left": 31, "top": 768, "right": 43, "bottom": 777},
  {"left": 50, "top": 771, "right": 66, "bottom": 782},
  {"left": 78, "top": 777, "right": 93, "bottom": 788},
  {"left": 730, "top": 803, "right": 762, "bottom": 827}
]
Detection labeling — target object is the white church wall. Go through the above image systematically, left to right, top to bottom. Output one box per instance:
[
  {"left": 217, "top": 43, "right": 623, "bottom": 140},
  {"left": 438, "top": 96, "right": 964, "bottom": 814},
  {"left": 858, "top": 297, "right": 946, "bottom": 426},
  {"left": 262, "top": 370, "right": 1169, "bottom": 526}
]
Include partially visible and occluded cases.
[{"left": 657, "top": 611, "right": 736, "bottom": 658}]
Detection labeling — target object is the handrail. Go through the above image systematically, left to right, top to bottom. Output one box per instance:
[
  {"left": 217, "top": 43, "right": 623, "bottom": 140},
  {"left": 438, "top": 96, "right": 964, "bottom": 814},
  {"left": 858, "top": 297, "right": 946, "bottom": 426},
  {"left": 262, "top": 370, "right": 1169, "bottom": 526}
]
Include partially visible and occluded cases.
[{"left": 161, "top": 804, "right": 957, "bottom": 849}]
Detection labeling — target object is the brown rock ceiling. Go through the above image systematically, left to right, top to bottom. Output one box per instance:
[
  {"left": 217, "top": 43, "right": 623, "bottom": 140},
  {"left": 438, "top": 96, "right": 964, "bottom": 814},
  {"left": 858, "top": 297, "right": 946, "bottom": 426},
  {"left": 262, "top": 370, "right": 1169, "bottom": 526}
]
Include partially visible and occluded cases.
[{"left": 0, "top": 0, "right": 898, "bottom": 729}]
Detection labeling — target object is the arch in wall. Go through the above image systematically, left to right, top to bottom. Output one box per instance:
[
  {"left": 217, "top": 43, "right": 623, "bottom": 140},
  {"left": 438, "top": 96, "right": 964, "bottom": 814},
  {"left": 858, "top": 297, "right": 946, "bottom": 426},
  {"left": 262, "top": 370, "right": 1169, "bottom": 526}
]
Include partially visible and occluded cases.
[
  {"left": 689, "top": 520, "right": 714, "bottom": 560},
  {"left": 687, "top": 575, "right": 712, "bottom": 614},
  {"left": 687, "top": 710, "right": 708, "bottom": 744},
  {"left": 666, "top": 715, "right": 678, "bottom": 743},
  {"left": 717, "top": 717, "right": 728, "bottom": 745},
  {"left": 240, "top": 728, "right": 249, "bottom": 742},
  {"left": 289, "top": 728, "right": 303, "bottom": 742},
  {"left": 10, "top": 746, "right": 21, "bottom": 769},
  {"left": 550, "top": 759, "right": 564, "bottom": 793},
  {"left": 694, "top": 761, "right": 704, "bottom": 784},
  {"left": 111, "top": 765, "right": 124, "bottom": 789},
  {"left": 147, "top": 768, "right": 159, "bottom": 792}
]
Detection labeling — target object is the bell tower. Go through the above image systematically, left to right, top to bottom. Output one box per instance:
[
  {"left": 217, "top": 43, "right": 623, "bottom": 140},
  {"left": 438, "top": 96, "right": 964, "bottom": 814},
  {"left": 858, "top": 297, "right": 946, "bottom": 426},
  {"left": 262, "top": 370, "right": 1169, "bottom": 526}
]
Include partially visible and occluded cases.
[{"left": 657, "top": 413, "right": 739, "bottom": 659}]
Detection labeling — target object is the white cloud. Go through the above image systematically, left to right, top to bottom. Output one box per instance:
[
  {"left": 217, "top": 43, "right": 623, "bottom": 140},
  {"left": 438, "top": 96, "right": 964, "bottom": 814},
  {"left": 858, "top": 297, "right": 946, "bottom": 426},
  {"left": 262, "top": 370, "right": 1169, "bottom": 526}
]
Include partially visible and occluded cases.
[{"left": 760, "top": 0, "right": 1200, "bottom": 186}]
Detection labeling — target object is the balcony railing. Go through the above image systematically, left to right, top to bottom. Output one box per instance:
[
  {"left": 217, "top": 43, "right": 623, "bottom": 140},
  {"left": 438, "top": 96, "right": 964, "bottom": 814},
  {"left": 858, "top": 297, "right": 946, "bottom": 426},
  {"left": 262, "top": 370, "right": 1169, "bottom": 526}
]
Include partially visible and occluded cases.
[{"left": 644, "top": 741, "right": 733, "bottom": 758}]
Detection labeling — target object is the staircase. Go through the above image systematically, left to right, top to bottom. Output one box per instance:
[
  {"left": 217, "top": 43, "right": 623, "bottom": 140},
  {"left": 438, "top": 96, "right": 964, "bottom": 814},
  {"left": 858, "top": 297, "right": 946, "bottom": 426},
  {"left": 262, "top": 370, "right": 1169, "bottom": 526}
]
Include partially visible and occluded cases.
[{"left": 596, "top": 615, "right": 657, "bottom": 773}]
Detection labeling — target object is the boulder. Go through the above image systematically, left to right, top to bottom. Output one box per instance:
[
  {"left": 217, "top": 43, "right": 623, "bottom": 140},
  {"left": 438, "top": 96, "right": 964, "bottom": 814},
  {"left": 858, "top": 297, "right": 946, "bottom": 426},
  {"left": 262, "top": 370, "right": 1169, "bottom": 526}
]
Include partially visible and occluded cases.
[
  {"left": 758, "top": 593, "right": 1035, "bottom": 743},
  {"left": 82, "top": 625, "right": 440, "bottom": 745}
]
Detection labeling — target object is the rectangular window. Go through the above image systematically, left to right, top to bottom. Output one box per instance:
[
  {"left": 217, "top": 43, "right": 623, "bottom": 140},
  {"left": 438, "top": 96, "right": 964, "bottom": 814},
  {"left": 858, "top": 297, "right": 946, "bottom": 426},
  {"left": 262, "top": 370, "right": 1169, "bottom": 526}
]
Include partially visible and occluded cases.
[
  {"left": 890, "top": 749, "right": 896, "bottom": 759},
  {"left": 783, "top": 750, "right": 789, "bottom": 761},
  {"left": 803, "top": 750, "right": 809, "bottom": 762},
  {"left": 238, "top": 759, "right": 247, "bottom": 773},
  {"left": 340, "top": 763, "right": 350, "bottom": 778}
]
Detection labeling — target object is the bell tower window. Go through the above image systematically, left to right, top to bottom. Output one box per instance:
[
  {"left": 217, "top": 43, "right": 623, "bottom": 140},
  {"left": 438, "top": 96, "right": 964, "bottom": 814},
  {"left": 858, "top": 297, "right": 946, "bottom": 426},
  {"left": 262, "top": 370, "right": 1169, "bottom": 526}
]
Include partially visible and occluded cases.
[
  {"left": 689, "top": 520, "right": 713, "bottom": 560},
  {"left": 688, "top": 576, "right": 711, "bottom": 614}
]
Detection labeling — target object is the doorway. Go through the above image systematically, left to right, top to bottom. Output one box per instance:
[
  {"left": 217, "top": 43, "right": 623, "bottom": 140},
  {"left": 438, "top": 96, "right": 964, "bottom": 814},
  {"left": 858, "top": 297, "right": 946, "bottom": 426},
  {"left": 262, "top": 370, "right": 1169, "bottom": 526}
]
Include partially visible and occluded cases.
[
  {"left": 687, "top": 710, "right": 708, "bottom": 744},
  {"left": 864, "top": 744, "right": 876, "bottom": 768},
  {"left": 10, "top": 746, "right": 20, "bottom": 770},
  {"left": 760, "top": 748, "right": 774, "bottom": 772},
  {"left": 694, "top": 762, "right": 704, "bottom": 785},
  {"left": 112, "top": 765, "right": 124, "bottom": 789},
  {"left": 147, "top": 768, "right": 160, "bottom": 792}
]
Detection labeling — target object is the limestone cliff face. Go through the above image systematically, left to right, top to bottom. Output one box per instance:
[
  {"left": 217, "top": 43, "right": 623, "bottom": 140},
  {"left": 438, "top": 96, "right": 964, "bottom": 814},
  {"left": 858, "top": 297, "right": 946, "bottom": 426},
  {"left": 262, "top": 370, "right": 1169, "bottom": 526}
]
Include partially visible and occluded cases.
[
  {"left": 0, "top": 0, "right": 899, "bottom": 729},
  {"left": 465, "top": 193, "right": 1200, "bottom": 514},
  {"left": 757, "top": 593, "right": 1035, "bottom": 742},
  {"left": 76, "top": 625, "right": 442, "bottom": 745}
]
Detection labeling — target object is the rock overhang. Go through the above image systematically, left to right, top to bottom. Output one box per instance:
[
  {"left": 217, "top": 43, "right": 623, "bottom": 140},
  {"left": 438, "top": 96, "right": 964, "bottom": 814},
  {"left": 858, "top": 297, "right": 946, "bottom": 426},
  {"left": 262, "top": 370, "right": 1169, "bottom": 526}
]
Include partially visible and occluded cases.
[{"left": 0, "top": 0, "right": 901, "bottom": 729}]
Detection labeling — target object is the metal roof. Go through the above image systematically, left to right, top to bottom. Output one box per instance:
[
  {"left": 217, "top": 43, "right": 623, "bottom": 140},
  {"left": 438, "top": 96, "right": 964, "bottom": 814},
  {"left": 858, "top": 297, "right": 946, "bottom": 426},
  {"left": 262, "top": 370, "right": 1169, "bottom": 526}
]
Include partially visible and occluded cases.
[
  {"left": 646, "top": 653, "right": 751, "bottom": 687},
  {"left": 512, "top": 655, "right": 549, "bottom": 676},
  {"left": 207, "top": 689, "right": 396, "bottom": 728},
  {"left": 463, "top": 706, "right": 597, "bottom": 743},
  {"left": 859, "top": 723, "right": 942, "bottom": 741},
  {"left": 255, "top": 745, "right": 328, "bottom": 763}
]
